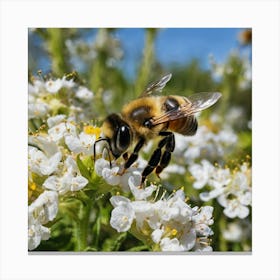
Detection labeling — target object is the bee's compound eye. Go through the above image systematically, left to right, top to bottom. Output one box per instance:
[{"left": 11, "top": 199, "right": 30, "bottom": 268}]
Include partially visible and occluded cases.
[{"left": 116, "top": 125, "right": 131, "bottom": 152}]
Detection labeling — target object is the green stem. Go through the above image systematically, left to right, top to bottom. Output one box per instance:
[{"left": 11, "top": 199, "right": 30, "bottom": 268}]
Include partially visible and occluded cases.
[
  {"left": 46, "top": 28, "right": 70, "bottom": 76},
  {"left": 134, "top": 28, "right": 157, "bottom": 96},
  {"left": 74, "top": 195, "right": 92, "bottom": 251}
]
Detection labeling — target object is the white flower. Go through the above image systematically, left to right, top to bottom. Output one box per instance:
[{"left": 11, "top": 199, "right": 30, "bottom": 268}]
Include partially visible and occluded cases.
[
  {"left": 45, "top": 78, "right": 64, "bottom": 93},
  {"left": 75, "top": 86, "right": 94, "bottom": 101},
  {"left": 28, "top": 102, "right": 49, "bottom": 119},
  {"left": 47, "top": 115, "right": 66, "bottom": 128},
  {"left": 48, "top": 120, "right": 76, "bottom": 142},
  {"left": 173, "top": 123, "right": 238, "bottom": 163},
  {"left": 65, "top": 132, "right": 96, "bottom": 155},
  {"left": 28, "top": 146, "right": 62, "bottom": 176},
  {"left": 43, "top": 156, "right": 88, "bottom": 194},
  {"left": 95, "top": 158, "right": 121, "bottom": 185},
  {"left": 189, "top": 160, "right": 215, "bottom": 189},
  {"left": 197, "top": 162, "right": 251, "bottom": 219},
  {"left": 159, "top": 164, "right": 186, "bottom": 180},
  {"left": 208, "top": 167, "right": 231, "bottom": 189},
  {"left": 128, "top": 174, "right": 156, "bottom": 200},
  {"left": 109, "top": 189, "right": 214, "bottom": 252},
  {"left": 28, "top": 190, "right": 59, "bottom": 224},
  {"left": 28, "top": 190, "right": 59, "bottom": 250},
  {"left": 219, "top": 194, "right": 250, "bottom": 219},
  {"left": 109, "top": 197, "right": 135, "bottom": 232},
  {"left": 192, "top": 206, "right": 214, "bottom": 236},
  {"left": 28, "top": 216, "right": 50, "bottom": 251},
  {"left": 222, "top": 222, "right": 243, "bottom": 242},
  {"left": 151, "top": 229, "right": 164, "bottom": 243},
  {"left": 160, "top": 238, "right": 185, "bottom": 251}
]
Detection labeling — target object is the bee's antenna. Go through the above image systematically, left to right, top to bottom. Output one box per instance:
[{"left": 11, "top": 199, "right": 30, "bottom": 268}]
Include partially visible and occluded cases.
[{"left": 93, "top": 138, "right": 113, "bottom": 168}]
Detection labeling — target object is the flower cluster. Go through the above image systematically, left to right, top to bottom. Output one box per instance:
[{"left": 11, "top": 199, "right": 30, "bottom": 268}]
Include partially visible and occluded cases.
[
  {"left": 28, "top": 76, "right": 94, "bottom": 122},
  {"left": 28, "top": 77, "right": 99, "bottom": 250},
  {"left": 173, "top": 122, "right": 237, "bottom": 165},
  {"left": 93, "top": 157, "right": 214, "bottom": 252},
  {"left": 189, "top": 160, "right": 251, "bottom": 219},
  {"left": 110, "top": 187, "right": 214, "bottom": 252},
  {"left": 28, "top": 190, "right": 58, "bottom": 250}
]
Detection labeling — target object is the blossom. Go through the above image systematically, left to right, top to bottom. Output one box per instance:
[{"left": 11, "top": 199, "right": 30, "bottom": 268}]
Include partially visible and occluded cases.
[
  {"left": 45, "top": 79, "right": 64, "bottom": 93},
  {"left": 75, "top": 86, "right": 94, "bottom": 101},
  {"left": 28, "top": 102, "right": 50, "bottom": 119},
  {"left": 48, "top": 119, "right": 77, "bottom": 142},
  {"left": 173, "top": 124, "right": 237, "bottom": 164},
  {"left": 65, "top": 131, "right": 97, "bottom": 156},
  {"left": 28, "top": 146, "right": 62, "bottom": 176},
  {"left": 43, "top": 156, "right": 88, "bottom": 194},
  {"left": 94, "top": 158, "right": 147, "bottom": 191},
  {"left": 189, "top": 160, "right": 215, "bottom": 189},
  {"left": 190, "top": 161, "right": 252, "bottom": 219},
  {"left": 109, "top": 189, "right": 214, "bottom": 252},
  {"left": 28, "top": 190, "right": 59, "bottom": 250},
  {"left": 28, "top": 190, "right": 59, "bottom": 224},
  {"left": 110, "top": 197, "right": 135, "bottom": 232},
  {"left": 28, "top": 215, "right": 50, "bottom": 251}
]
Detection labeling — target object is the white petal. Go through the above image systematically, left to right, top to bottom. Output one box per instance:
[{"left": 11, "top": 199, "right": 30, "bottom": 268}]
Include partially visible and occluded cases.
[
  {"left": 47, "top": 115, "right": 66, "bottom": 128},
  {"left": 94, "top": 158, "right": 110, "bottom": 176},
  {"left": 102, "top": 167, "right": 120, "bottom": 185},
  {"left": 43, "top": 176, "right": 60, "bottom": 191},
  {"left": 110, "top": 196, "right": 131, "bottom": 207},
  {"left": 110, "top": 203, "right": 134, "bottom": 232},
  {"left": 151, "top": 229, "right": 164, "bottom": 244},
  {"left": 160, "top": 238, "right": 184, "bottom": 252}
]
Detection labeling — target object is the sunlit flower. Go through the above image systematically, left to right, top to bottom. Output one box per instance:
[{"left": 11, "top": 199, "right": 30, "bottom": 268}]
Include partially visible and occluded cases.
[
  {"left": 45, "top": 79, "right": 64, "bottom": 93},
  {"left": 75, "top": 86, "right": 94, "bottom": 101},
  {"left": 28, "top": 102, "right": 49, "bottom": 119},
  {"left": 48, "top": 120, "right": 77, "bottom": 142},
  {"left": 65, "top": 131, "right": 97, "bottom": 155},
  {"left": 28, "top": 146, "right": 62, "bottom": 176},
  {"left": 43, "top": 156, "right": 88, "bottom": 194},
  {"left": 189, "top": 160, "right": 215, "bottom": 189},
  {"left": 192, "top": 161, "right": 252, "bottom": 219},
  {"left": 109, "top": 189, "right": 214, "bottom": 252},
  {"left": 28, "top": 190, "right": 59, "bottom": 250},
  {"left": 28, "top": 190, "right": 59, "bottom": 224},
  {"left": 110, "top": 198, "right": 135, "bottom": 232},
  {"left": 28, "top": 215, "right": 50, "bottom": 251}
]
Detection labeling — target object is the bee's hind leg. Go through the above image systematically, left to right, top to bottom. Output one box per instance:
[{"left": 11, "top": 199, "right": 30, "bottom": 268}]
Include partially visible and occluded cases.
[
  {"left": 141, "top": 132, "right": 174, "bottom": 184},
  {"left": 155, "top": 132, "right": 175, "bottom": 178}
]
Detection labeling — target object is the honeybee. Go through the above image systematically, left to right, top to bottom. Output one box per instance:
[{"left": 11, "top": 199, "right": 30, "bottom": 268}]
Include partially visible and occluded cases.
[{"left": 94, "top": 73, "right": 221, "bottom": 184}]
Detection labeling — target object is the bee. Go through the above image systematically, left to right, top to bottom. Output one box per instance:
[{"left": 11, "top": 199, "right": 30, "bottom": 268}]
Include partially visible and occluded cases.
[{"left": 94, "top": 73, "right": 221, "bottom": 185}]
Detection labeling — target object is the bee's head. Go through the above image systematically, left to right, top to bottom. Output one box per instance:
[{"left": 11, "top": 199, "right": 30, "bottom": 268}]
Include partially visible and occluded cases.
[{"left": 94, "top": 113, "right": 132, "bottom": 160}]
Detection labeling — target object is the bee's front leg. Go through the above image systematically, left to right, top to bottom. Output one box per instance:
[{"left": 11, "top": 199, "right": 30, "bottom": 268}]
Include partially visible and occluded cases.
[{"left": 118, "top": 138, "right": 145, "bottom": 176}]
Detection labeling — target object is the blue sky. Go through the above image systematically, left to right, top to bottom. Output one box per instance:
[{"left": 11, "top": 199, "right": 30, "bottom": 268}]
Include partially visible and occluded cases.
[
  {"left": 29, "top": 28, "right": 249, "bottom": 79},
  {"left": 112, "top": 28, "right": 246, "bottom": 79}
]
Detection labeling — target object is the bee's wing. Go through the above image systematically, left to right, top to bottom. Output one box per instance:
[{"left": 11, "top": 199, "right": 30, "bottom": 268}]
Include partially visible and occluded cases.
[
  {"left": 140, "top": 73, "right": 172, "bottom": 97},
  {"left": 150, "top": 92, "right": 222, "bottom": 126}
]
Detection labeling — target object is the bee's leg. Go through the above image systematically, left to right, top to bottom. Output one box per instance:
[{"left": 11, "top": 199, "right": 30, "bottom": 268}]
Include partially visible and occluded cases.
[
  {"left": 155, "top": 132, "right": 175, "bottom": 177},
  {"left": 141, "top": 136, "right": 169, "bottom": 184},
  {"left": 118, "top": 138, "right": 145, "bottom": 175},
  {"left": 122, "top": 152, "right": 129, "bottom": 161}
]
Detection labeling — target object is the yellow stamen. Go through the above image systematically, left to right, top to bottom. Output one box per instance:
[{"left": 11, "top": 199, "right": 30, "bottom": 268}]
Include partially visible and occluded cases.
[
  {"left": 84, "top": 125, "right": 101, "bottom": 138},
  {"left": 30, "top": 182, "right": 37, "bottom": 191},
  {"left": 171, "top": 229, "right": 178, "bottom": 236}
]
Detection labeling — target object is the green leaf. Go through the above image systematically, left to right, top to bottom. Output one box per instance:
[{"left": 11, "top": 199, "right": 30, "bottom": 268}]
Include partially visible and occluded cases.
[
  {"left": 76, "top": 155, "right": 93, "bottom": 183},
  {"left": 102, "top": 232, "right": 127, "bottom": 251}
]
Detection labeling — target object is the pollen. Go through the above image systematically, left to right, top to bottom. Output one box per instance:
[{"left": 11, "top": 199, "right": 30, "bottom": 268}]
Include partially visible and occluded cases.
[
  {"left": 84, "top": 125, "right": 101, "bottom": 138},
  {"left": 30, "top": 182, "right": 37, "bottom": 191},
  {"left": 171, "top": 229, "right": 178, "bottom": 236}
]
